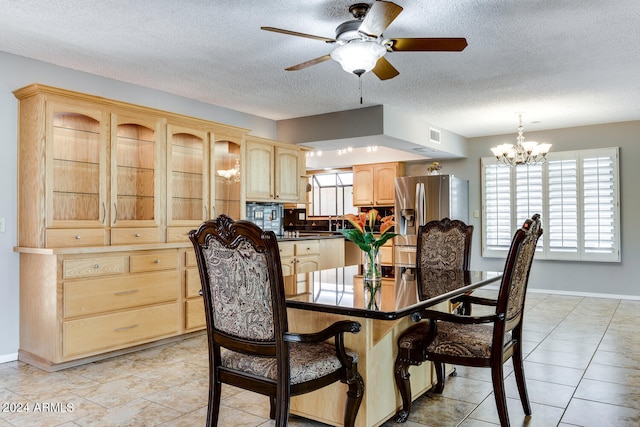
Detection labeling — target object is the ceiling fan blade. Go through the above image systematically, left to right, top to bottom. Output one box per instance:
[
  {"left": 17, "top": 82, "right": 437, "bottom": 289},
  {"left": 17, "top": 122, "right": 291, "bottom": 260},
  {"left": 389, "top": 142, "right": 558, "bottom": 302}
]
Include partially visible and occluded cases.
[
  {"left": 358, "top": 1, "right": 403, "bottom": 37},
  {"left": 261, "top": 27, "right": 335, "bottom": 43},
  {"left": 389, "top": 38, "right": 468, "bottom": 52},
  {"left": 285, "top": 54, "right": 332, "bottom": 71},
  {"left": 372, "top": 56, "right": 399, "bottom": 80}
]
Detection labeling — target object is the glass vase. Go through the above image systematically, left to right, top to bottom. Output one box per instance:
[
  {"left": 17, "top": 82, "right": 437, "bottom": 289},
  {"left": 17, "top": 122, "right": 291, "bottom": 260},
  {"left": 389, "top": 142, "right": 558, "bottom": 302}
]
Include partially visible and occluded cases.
[{"left": 363, "top": 249, "right": 382, "bottom": 310}]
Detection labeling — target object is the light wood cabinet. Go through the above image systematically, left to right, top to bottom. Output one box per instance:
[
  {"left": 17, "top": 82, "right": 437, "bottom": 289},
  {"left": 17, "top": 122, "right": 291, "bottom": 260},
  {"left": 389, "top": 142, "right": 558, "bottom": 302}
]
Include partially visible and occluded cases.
[
  {"left": 14, "top": 84, "right": 257, "bottom": 370},
  {"left": 15, "top": 84, "right": 250, "bottom": 248},
  {"left": 17, "top": 94, "right": 110, "bottom": 248},
  {"left": 167, "top": 123, "right": 209, "bottom": 227},
  {"left": 213, "top": 132, "right": 244, "bottom": 220},
  {"left": 245, "top": 136, "right": 305, "bottom": 203},
  {"left": 352, "top": 162, "right": 405, "bottom": 206},
  {"left": 318, "top": 238, "right": 346, "bottom": 270},
  {"left": 278, "top": 240, "right": 320, "bottom": 276},
  {"left": 19, "top": 248, "right": 181, "bottom": 370},
  {"left": 184, "top": 250, "right": 206, "bottom": 331}
]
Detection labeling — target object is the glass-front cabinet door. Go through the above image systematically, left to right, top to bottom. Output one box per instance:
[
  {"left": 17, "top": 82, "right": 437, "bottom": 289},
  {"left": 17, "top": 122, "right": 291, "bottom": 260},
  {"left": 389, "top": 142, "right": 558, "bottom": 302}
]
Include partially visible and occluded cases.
[
  {"left": 47, "top": 102, "right": 108, "bottom": 230},
  {"left": 110, "top": 112, "right": 162, "bottom": 244},
  {"left": 167, "top": 124, "right": 209, "bottom": 225},
  {"left": 214, "top": 140, "right": 242, "bottom": 219}
]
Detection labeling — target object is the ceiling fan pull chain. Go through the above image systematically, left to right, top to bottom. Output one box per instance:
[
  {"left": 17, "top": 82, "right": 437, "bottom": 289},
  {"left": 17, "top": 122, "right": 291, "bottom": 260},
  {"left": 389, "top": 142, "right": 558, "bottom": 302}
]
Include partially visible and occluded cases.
[{"left": 359, "top": 75, "right": 363, "bottom": 105}]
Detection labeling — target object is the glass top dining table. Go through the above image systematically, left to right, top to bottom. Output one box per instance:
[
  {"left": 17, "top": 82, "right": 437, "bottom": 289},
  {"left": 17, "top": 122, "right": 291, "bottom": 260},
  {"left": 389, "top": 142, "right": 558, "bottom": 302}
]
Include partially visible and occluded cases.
[{"left": 286, "top": 265, "right": 502, "bottom": 321}]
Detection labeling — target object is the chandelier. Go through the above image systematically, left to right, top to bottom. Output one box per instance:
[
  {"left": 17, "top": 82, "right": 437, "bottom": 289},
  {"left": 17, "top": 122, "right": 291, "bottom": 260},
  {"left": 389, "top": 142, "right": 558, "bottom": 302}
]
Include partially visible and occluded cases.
[
  {"left": 490, "top": 114, "right": 552, "bottom": 166},
  {"left": 217, "top": 158, "right": 240, "bottom": 184}
]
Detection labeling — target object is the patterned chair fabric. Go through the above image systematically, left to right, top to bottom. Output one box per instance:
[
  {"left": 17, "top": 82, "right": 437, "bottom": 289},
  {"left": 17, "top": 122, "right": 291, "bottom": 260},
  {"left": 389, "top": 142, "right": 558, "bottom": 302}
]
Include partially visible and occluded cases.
[
  {"left": 394, "top": 214, "right": 543, "bottom": 427},
  {"left": 189, "top": 215, "right": 364, "bottom": 427},
  {"left": 417, "top": 217, "right": 473, "bottom": 271},
  {"left": 202, "top": 236, "right": 275, "bottom": 340}
]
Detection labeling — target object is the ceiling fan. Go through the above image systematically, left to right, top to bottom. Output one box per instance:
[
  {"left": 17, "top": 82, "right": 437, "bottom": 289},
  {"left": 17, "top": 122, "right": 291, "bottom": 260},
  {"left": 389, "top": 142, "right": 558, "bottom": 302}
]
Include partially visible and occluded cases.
[{"left": 261, "top": 1, "right": 468, "bottom": 80}]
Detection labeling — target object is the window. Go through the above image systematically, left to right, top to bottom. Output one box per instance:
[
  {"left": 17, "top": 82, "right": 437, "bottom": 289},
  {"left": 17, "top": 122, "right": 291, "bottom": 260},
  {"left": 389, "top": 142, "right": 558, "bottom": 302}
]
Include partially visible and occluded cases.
[
  {"left": 481, "top": 147, "right": 620, "bottom": 262},
  {"left": 309, "top": 171, "right": 357, "bottom": 217}
]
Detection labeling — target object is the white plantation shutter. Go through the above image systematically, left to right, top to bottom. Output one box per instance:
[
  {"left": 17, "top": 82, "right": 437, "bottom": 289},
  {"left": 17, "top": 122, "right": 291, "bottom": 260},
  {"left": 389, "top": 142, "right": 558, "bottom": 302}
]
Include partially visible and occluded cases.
[
  {"left": 481, "top": 147, "right": 620, "bottom": 262},
  {"left": 582, "top": 151, "right": 618, "bottom": 260},
  {"left": 548, "top": 155, "right": 578, "bottom": 257},
  {"left": 482, "top": 162, "right": 512, "bottom": 253},
  {"left": 515, "top": 164, "right": 544, "bottom": 251}
]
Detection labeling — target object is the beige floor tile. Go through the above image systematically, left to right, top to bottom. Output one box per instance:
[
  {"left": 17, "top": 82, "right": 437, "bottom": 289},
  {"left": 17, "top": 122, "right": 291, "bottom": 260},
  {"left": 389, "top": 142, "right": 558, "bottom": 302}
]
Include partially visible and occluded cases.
[
  {"left": 536, "top": 336, "right": 600, "bottom": 355},
  {"left": 525, "top": 347, "right": 594, "bottom": 370},
  {"left": 591, "top": 349, "right": 640, "bottom": 369},
  {"left": 521, "top": 360, "right": 584, "bottom": 387},
  {"left": 584, "top": 363, "right": 640, "bottom": 387},
  {"left": 73, "top": 376, "right": 168, "bottom": 408},
  {"left": 504, "top": 376, "right": 575, "bottom": 408},
  {"left": 574, "top": 378, "right": 640, "bottom": 410},
  {"left": 562, "top": 397, "right": 640, "bottom": 426},
  {"left": 73, "top": 398, "right": 182, "bottom": 427}
]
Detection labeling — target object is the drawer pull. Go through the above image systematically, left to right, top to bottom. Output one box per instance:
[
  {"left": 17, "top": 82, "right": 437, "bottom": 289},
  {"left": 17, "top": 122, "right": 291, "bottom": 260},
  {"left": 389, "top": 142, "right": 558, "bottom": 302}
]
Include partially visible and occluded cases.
[
  {"left": 135, "top": 233, "right": 141, "bottom": 237},
  {"left": 75, "top": 235, "right": 81, "bottom": 239},
  {"left": 154, "top": 259, "right": 160, "bottom": 264},
  {"left": 93, "top": 264, "right": 100, "bottom": 269},
  {"left": 114, "top": 289, "right": 139, "bottom": 296},
  {"left": 114, "top": 324, "right": 139, "bottom": 332}
]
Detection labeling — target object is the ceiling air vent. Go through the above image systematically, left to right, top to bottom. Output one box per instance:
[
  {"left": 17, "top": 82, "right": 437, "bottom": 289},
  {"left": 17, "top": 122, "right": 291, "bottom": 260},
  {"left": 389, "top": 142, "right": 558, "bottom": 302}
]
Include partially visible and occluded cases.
[{"left": 429, "top": 127, "right": 441, "bottom": 144}]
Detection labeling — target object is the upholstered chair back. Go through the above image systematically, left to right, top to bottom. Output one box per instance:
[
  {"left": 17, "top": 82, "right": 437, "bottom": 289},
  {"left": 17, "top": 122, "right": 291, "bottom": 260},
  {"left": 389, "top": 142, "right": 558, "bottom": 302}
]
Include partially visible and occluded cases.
[{"left": 416, "top": 218, "right": 473, "bottom": 271}]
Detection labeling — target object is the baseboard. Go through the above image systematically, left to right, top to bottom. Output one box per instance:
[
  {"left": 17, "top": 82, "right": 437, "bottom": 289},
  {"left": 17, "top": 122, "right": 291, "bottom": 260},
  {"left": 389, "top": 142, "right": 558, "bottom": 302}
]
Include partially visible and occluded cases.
[
  {"left": 482, "top": 284, "right": 640, "bottom": 301},
  {"left": 0, "top": 352, "right": 18, "bottom": 364}
]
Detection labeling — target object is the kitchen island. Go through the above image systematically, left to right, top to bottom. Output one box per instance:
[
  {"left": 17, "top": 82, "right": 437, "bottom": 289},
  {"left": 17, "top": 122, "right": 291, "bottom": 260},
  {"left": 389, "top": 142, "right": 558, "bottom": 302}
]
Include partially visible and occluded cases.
[{"left": 286, "top": 265, "right": 501, "bottom": 427}]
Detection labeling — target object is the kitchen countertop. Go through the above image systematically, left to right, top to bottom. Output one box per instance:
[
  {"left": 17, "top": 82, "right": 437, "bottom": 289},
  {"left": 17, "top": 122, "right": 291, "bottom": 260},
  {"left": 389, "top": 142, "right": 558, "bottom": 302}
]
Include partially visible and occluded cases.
[{"left": 277, "top": 231, "right": 345, "bottom": 241}]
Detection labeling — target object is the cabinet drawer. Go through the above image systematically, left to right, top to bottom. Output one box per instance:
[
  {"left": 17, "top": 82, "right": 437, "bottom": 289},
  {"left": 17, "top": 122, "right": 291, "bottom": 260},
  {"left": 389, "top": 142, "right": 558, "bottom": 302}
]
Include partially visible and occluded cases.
[
  {"left": 111, "top": 227, "right": 160, "bottom": 245},
  {"left": 46, "top": 228, "right": 106, "bottom": 248},
  {"left": 295, "top": 241, "right": 320, "bottom": 256},
  {"left": 278, "top": 242, "right": 295, "bottom": 257},
  {"left": 130, "top": 252, "right": 177, "bottom": 272},
  {"left": 63, "top": 256, "right": 126, "bottom": 279},
  {"left": 185, "top": 268, "right": 202, "bottom": 298},
  {"left": 63, "top": 270, "right": 179, "bottom": 317},
  {"left": 185, "top": 299, "right": 206, "bottom": 330},
  {"left": 63, "top": 303, "right": 179, "bottom": 358}
]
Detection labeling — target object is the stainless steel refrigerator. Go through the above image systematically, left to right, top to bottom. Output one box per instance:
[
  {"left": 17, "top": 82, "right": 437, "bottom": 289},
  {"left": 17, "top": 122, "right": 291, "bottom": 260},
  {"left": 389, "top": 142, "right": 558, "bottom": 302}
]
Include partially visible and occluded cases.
[{"left": 394, "top": 175, "right": 469, "bottom": 266}]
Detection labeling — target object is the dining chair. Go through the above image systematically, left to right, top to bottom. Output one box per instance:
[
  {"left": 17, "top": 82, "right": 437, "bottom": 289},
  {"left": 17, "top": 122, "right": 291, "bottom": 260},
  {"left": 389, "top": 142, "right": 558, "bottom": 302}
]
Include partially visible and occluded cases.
[
  {"left": 395, "top": 214, "right": 542, "bottom": 426},
  {"left": 189, "top": 215, "right": 365, "bottom": 427},
  {"left": 394, "top": 217, "right": 473, "bottom": 422}
]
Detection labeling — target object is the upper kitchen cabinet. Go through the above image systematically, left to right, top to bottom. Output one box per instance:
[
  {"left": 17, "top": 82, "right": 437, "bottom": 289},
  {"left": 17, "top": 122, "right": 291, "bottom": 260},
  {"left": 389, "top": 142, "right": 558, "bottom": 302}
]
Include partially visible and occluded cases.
[
  {"left": 15, "top": 87, "right": 110, "bottom": 248},
  {"left": 110, "top": 111, "right": 164, "bottom": 245},
  {"left": 166, "top": 123, "right": 209, "bottom": 227},
  {"left": 212, "top": 126, "right": 247, "bottom": 220},
  {"left": 245, "top": 136, "right": 305, "bottom": 203},
  {"left": 353, "top": 162, "right": 406, "bottom": 207}
]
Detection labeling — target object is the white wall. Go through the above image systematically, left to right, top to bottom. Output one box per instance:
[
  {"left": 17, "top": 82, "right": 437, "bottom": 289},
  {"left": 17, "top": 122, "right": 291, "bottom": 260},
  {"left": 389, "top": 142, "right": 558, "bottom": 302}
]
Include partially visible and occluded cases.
[
  {"left": 0, "top": 52, "right": 277, "bottom": 360},
  {"left": 408, "top": 121, "right": 640, "bottom": 299}
]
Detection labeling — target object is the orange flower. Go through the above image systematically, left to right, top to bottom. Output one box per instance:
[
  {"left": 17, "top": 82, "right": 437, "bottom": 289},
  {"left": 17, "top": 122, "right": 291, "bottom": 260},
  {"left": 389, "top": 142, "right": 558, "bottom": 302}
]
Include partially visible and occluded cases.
[
  {"left": 367, "top": 209, "right": 379, "bottom": 229},
  {"left": 343, "top": 213, "right": 365, "bottom": 233},
  {"left": 379, "top": 216, "right": 396, "bottom": 235}
]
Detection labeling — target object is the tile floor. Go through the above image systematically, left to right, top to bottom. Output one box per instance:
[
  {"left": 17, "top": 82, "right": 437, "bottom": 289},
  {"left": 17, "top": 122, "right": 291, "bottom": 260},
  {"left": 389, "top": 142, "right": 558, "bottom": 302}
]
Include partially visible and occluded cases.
[{"left": 1, "top": 290, "right": 640, "bottom": 426}]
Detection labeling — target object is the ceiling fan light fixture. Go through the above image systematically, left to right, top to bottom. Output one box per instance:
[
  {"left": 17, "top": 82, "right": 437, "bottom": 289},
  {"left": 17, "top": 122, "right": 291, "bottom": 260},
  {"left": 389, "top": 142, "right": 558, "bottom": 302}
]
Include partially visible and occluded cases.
[{"left": 330, "top": 41, "right": 386, "bottom": 75}]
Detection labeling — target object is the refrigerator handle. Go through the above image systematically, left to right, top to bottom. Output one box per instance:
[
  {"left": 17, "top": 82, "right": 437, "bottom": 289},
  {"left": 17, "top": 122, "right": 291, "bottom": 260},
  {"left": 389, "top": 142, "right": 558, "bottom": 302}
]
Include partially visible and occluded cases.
[{"left": 415, "top": 182, "right": 426, "bottom": 227}]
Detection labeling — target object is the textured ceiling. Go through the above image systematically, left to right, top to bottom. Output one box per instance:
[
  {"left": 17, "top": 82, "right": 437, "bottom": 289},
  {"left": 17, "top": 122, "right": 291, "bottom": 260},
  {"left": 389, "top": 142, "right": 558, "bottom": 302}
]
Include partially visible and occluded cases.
[{"left": 1, "top": 0, "right": 639, "bottom": 138}]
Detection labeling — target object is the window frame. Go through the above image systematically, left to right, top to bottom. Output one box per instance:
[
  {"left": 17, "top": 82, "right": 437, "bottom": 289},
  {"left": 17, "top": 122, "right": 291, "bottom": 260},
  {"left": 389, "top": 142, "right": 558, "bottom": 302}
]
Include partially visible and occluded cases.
[
  {"left": 481, "top": 147, "right": 620, "bottom": 262},
  {"left": 308, "top": 170, "right": 356, "bottom": 217}
]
